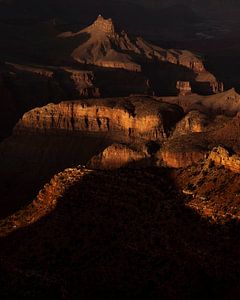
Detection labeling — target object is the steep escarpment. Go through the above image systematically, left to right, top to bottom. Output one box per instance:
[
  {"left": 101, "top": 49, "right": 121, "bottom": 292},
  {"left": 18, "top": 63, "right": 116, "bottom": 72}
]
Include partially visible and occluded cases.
[
  {"left": 1, "top": 62, "right": 152, "bottom": 139},
  {"left": 6, "top": 62, "right": 100, "bottom": 100},
  {"left": 0, "top": 64, "right": 102, "bottom": 140},
  {"left": 15, "top": 97, "right": 183, "bottom": 141}
]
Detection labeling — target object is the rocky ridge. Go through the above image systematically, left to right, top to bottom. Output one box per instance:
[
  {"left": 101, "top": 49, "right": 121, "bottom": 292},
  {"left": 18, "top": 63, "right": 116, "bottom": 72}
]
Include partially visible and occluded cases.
[
  {"left": 60, "top": 15, "right": 222, "bottom": 95},
  {"left": 61, "top": 15, "right": 205, "bottom": 73},
  {"left": 1, "top": 165, "right": 240, "bottom": 299},
  {"left": 0, "top": 167, "right": 88, "bottom": 237}
]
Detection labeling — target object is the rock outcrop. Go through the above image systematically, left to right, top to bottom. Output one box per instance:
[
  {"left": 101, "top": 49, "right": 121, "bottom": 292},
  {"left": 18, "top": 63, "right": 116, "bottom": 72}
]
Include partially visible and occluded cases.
[
  {"left": 6, "top": 62, "right": 54, "bottom": 78},
  {"left": 7, "top": 62, "right": 101, "bottom": 99},
  {"left": 62, "top": 68, "right": 100, "bottom": 97},
  {"left": 176, "top": 81, "right": 192, "bottom": 96},
  {"left": 173, "top": 111, "right": 208, "bottom": 136},
  {"left": 159, "top": 133, "right": 209, "bottom": 168},
  {"left": 88, "top": 143, "right": 148, "bottom": 169},
  {"left": 208, "top": 146, "right": 240, "bottom": 173},
  {"left": 160, "top": 147, "right": 206, "bottom": 168}
]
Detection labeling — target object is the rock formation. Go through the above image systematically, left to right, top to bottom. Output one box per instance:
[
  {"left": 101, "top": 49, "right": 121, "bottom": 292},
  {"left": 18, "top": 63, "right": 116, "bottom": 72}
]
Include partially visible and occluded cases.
[
  {"left": 60, "top": 15, "right": 222, "bottom": 95},
  {"left": 61, "top": 15, "right": 205, "bottom": 73},
  {"left": 7, "top": 62, "right": 101, "bottom": 99},
  {"left": 62, "top": 67, "right": 100, "bottom": 97},
  {"left": 176, "top": 81, "right": 192, "bottom": 96},
  {"left": 163, "top": 88, "right": 240, "bottom": 116},
  {"left": 0, "top": 96, "right": 184, "bottom": 217},
  {"left": 15, "top": 97, "right": 183, "bottom": 141},
  {"left": 173, "top": 111, "right": 208, "bottom": 136},
  {"left": 88, "top": 143, "right": 148, "bottom": 169},
  {"left": 160, "top": 144, "right": 207, "bottom": 168},
  {"left": 208, "top": 146, "right": 240, "bottom": 173}
]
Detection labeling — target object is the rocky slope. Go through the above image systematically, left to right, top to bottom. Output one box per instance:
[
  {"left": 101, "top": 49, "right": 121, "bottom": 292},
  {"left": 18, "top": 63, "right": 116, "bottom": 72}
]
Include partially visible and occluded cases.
[{"left": 174, "top": 157, "right": 240, "bottom": 223}]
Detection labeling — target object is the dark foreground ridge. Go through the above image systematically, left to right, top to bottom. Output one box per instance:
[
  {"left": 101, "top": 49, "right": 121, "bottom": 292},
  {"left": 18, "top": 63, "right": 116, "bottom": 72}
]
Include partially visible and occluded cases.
[{"left": 1, "top": 167, "right": 240, "bottom": 299}]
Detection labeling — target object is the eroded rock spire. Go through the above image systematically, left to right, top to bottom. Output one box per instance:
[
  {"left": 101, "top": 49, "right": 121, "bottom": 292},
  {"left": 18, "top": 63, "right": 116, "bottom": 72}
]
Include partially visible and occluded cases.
[{"left": 92, "top": 14, "right": 115, "bottom": 34}]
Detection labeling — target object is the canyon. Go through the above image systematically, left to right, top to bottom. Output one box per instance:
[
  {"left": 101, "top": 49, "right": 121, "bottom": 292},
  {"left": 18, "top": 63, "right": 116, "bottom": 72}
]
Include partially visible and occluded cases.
[
  {"left": 1, "top": 5, "right": 240, "bottom": 299},
  {"left": 0, "top": 14, "right": 226, "bottom": 141},
  {"left": 1, "top": 88, "right": 240, "bottom": 220},
  {"left": 0, "top": 96, "right": 183, "bottom": 218}
]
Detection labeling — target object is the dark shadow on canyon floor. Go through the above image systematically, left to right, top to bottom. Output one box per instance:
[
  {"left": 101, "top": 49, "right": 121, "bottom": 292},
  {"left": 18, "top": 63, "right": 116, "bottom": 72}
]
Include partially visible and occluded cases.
[{"left": 1, "top": 168, "right": 240, "bottom": 299}]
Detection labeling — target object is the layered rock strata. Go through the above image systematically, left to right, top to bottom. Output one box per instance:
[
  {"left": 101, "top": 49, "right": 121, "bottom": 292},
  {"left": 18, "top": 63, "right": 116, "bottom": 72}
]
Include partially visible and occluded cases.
[{"left": 15, "top": 97, "right": 184, "bottom": 141}]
